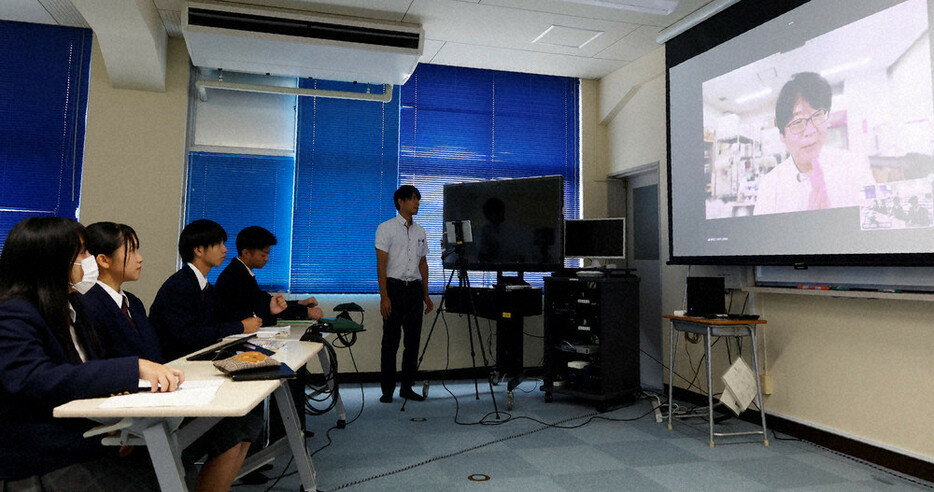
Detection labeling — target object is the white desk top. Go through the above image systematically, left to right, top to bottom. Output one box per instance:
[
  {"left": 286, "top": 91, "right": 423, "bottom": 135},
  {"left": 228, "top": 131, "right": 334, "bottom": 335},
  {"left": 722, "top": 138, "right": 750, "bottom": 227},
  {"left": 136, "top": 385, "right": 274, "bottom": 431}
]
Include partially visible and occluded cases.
[{"left": 53, "top": 326, "right": 320, "bottom": 419}]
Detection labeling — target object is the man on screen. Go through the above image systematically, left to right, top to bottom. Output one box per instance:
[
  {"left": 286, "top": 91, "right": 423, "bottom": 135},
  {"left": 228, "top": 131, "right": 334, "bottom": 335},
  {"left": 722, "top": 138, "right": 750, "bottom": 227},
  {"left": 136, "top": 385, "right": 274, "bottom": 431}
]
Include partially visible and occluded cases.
[{"left": 754, "top": 72, "right": 875, "bottom": 216}]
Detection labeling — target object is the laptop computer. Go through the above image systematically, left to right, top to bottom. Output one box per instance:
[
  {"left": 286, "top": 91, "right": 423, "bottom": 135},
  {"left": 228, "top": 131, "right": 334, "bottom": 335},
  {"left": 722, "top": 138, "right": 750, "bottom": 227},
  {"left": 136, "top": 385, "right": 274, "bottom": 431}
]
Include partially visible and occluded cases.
[{"left": 686, "top": 276, "right": 726, "bottom": 318}]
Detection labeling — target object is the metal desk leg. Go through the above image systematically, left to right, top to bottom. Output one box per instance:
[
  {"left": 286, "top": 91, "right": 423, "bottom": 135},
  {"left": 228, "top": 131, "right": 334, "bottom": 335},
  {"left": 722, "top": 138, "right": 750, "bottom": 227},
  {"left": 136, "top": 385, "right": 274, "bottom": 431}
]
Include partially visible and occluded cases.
[
  {"left": 667, "top": 320, "right": 678, "bottom": 431},
  {"left": 748, "top": 326, "right": 770, "bottom": 446},
  {"left": 705, "top": 327, "right": 714, "bottom": 447},
  {"left": 316, "top": 346, "right": 346, "bottom": 427},
  {"left": 273, "top": 383, "right": 317, "bottom": 491},
  {"left": 142, "top": 420, "right": 188, "bottom": 492}
]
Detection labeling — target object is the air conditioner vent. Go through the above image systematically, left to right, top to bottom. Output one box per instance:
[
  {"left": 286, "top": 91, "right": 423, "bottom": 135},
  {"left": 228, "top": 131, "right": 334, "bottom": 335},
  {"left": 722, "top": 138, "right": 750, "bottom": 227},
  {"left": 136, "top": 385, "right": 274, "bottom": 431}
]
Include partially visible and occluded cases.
[
  {"left": 182, "top": 2, "right": 423, "bottom": 85},
  {"left": 187, "top": 8, "right": 421, "bottom": 50}
]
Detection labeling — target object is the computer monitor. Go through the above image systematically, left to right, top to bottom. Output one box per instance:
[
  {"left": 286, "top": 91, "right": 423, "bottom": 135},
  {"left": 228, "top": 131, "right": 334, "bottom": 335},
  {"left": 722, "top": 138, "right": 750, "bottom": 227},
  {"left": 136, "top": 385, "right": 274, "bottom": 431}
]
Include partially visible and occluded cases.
[{"left": 564, "top": 218, "right": 626, "bottom": 260}]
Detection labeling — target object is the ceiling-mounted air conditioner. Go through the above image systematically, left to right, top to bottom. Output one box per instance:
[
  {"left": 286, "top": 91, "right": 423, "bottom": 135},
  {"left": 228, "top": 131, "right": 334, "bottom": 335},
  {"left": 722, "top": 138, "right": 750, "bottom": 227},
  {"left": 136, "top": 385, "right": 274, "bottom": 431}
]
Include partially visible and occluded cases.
[{"left": 182, "top": 2, "right": 423, "bottom": 85}]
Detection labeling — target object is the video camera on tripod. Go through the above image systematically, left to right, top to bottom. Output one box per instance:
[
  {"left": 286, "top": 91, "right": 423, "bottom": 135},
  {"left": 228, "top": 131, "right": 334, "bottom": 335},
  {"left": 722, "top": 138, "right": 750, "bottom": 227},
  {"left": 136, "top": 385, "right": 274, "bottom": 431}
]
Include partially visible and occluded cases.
[{"left": 444, "top": 220, "right": 473, "bottom": 250}]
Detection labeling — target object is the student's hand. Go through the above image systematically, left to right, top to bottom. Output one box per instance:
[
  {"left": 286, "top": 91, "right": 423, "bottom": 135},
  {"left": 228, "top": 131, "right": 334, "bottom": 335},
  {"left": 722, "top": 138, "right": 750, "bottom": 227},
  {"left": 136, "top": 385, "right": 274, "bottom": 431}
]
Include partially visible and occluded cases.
[
  {"left": 270, "top": 294, "right": 288, "bottom": 315},
  {"left": 424, "top": 295, "right": 434, "bottom": 315},
  {"left": 298, "top": 296, "right": 318, "bottom": 307},
  {"left": 380, "top": 296, "right": 391, "bottom": 319},
  {"left": 307, "top": 307, "right": 324, "bottom": 320},
  {"left": 242, "top": 317, "right": 262, "bottom": 333},
  {"left": 139, "top": 359, "right": 184, "bottom": 393}
]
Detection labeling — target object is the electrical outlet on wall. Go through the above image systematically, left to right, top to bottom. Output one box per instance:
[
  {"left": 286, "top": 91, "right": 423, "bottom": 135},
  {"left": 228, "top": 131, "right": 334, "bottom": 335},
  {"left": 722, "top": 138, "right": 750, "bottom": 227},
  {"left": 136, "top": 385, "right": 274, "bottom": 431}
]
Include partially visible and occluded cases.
[{"left": 760, "top": 373, "right": 774, "bottom": 395}]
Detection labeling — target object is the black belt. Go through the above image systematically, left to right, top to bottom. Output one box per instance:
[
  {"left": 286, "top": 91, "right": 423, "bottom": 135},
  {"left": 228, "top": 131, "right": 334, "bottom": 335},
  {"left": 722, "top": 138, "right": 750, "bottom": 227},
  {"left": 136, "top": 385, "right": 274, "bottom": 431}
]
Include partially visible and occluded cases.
[{"left": 388, "top": 278, "right": 421, "bottom": 287}]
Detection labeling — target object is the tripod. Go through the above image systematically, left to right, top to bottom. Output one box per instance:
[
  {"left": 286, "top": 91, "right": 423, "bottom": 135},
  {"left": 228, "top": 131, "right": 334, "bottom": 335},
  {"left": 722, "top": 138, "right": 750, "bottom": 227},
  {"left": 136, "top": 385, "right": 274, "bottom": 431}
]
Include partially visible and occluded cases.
[{"left": 401, "top": 245, "right": 501, "bottom": 419}]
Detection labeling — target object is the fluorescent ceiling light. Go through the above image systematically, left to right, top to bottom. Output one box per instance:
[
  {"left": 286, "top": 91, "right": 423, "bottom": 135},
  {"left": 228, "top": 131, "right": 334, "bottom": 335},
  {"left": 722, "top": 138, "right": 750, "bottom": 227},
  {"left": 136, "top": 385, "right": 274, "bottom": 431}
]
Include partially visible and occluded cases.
[
  {"left": 558, "top": 0, "right": 679, "bottom": 15},
  {"left": 820, "top": 57, "right": 871, "bottom": 78},
  {"left": 734, "top": 87, "right": 772, "bottom": 104}
]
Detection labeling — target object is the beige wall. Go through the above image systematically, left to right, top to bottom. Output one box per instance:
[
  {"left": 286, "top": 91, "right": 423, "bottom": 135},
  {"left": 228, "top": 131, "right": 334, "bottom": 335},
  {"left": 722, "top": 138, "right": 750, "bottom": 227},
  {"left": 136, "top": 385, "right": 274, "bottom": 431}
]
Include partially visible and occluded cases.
[
  {"left": 80, "top": 36, "right": 190, "bottom": 306},
  {"left": 597, "top": 47, "right": 934, "bottom": 461},
  {"left": 580, "top": 79, "right": 607, "bottom": 218}
]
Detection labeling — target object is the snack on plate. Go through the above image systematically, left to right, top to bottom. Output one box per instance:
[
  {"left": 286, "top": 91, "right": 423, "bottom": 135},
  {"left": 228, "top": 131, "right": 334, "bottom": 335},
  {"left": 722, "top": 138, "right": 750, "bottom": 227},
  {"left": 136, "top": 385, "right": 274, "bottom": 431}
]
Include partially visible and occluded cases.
[{"left": 231, "top": 351, "right": 268, "bottom": 364}]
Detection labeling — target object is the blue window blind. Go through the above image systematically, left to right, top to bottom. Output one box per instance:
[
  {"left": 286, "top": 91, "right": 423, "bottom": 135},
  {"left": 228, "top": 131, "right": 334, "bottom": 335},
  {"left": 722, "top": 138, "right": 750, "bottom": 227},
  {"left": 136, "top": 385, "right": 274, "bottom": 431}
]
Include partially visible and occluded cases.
[
  {"left": 0, "top": 21, "right": 92, "bottom": 250},
  {"left": 399, "top": 64, "right": 580, "bottom": 292},
  {"left": 291, "top": 80, "right": 400, "bottom": 293},
  {"left": 185, "top": 152, "right": 295, "bottom": 290}
]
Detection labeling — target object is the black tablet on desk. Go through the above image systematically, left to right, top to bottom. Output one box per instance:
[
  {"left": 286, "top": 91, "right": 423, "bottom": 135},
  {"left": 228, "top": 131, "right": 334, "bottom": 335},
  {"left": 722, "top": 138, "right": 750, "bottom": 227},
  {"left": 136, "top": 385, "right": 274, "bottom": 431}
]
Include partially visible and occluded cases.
[{"left": 229, "top": 363, "right": 296, "bottom": 381}]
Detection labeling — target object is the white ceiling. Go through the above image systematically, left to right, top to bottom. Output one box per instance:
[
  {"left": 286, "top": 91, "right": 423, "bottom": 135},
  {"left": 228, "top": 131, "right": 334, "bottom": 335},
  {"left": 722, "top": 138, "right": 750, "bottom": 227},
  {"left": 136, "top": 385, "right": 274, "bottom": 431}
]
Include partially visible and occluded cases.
[{"left": 0, "top": 0, "right": 717, "bottom": 89}]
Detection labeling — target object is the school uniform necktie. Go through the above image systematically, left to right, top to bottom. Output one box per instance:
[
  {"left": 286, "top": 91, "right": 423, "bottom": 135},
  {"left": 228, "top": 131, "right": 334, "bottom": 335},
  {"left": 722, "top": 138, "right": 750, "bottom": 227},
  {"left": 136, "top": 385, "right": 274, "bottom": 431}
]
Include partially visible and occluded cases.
[{"left": 121, "top": 297, "right": 137, "bottom": 328}]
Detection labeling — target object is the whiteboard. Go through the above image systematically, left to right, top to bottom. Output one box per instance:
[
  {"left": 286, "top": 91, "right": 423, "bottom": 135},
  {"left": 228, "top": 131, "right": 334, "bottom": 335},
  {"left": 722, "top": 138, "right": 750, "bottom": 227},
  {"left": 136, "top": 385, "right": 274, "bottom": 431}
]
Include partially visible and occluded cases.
[{"left": 755, "top": 266, "right": 934, "bottom": 292}]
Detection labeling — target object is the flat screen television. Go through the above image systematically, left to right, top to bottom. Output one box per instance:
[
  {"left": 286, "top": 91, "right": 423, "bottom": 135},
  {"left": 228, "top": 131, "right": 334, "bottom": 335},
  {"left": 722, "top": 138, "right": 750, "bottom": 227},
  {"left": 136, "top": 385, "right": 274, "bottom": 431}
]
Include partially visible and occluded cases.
[
  {"left": 666, "top": 0, "right": 934, "bottom": 266},
  {"left": 442, "top": 175, "right": 564, "bottom": 272},
  {"left": 564, "top": 218, "right": 626, "bottom": 260}
]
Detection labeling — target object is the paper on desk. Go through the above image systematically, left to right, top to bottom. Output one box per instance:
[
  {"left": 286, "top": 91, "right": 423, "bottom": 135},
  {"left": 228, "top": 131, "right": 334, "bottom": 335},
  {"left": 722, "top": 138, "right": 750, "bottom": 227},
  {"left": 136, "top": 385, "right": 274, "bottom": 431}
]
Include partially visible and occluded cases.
[
  {"left": 257, "top": 326, "right": 289, "bottom": 338},
  {"left": 720, "top": 357, "right": 757, "bottom": 415},
  {"left": 99, "top": 379, "right": 224, "bottom": 408}
]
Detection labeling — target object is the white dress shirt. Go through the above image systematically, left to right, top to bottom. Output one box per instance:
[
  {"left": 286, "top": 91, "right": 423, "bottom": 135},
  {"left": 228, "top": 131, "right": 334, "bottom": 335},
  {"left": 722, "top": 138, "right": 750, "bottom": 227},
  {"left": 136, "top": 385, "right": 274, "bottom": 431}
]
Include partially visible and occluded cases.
[
  {"left": 754, "top": 147, "right": 875, "bottom": 216},
  {"left": 375, "top": 214, "right": 429, "bottom": 281},
  {"left": 236, "top": 257, "right": 255, "bottom": 277},
  {"left": 187, "top": 262, "right": 208, "bottom": 290},
  {"left": 96, "top": 280, "right": 133, "bottom": 320},
  {"left": 67, "top": 302, "right": 87, "bottom": 362}
]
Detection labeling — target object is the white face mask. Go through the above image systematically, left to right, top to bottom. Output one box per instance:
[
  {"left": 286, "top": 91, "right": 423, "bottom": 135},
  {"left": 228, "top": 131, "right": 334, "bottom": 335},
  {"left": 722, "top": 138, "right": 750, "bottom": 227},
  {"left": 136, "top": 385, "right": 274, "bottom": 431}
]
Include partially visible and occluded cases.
[{"left": 71, "top": 255, "right": 99, "bottom": 294}]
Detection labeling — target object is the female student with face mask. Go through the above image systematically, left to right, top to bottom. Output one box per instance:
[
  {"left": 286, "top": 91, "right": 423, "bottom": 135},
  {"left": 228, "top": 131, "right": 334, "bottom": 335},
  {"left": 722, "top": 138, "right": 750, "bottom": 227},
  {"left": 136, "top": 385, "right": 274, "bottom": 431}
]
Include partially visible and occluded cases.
[
  {"left": 0, "top": 217, "right": 182, "bottom": 491},
  {"left": 80, "top": 221, "right": 260, "bottom": 492}
]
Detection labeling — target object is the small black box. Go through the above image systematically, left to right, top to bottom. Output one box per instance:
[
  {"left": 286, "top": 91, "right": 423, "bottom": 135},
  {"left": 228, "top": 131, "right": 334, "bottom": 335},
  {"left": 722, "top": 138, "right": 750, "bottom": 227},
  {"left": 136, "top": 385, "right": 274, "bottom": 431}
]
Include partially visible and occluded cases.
[{"left": 686, "top": 276, "right": 725, "bottom": 317}]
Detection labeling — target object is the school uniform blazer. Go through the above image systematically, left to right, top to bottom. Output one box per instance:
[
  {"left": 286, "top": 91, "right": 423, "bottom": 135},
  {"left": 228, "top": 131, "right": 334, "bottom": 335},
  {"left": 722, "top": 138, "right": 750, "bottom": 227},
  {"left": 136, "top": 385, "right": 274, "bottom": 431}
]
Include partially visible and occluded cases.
[
  {"left": 214, "top": 259, "right": 307, "bottom": 327},
  {"left": 149, "top": 267, "right": 244, "bottom": 362},
  {"left": 80, "top": 284, "right": 165, "bottom": 363},
  {"left": 0, "top": 298, "right": 139, "bottom": 479}
]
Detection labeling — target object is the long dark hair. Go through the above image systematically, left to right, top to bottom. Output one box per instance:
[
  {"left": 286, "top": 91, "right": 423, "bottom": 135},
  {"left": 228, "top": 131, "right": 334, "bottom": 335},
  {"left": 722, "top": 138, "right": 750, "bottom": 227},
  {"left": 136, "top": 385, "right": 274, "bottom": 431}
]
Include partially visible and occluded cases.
[
  {"left": 0, "top": 217, "right": 101, "bottom": 362},
  {"left": 86, "top": 222, "right": 140, "bottom": 274}
]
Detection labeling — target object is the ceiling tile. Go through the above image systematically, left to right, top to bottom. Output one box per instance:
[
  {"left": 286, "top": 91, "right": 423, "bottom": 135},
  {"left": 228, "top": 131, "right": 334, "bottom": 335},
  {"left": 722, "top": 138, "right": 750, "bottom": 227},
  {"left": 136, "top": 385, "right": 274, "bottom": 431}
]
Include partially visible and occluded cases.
[
  {"left": 406, "top": 0, "right": 638, "bottom": 58},
  {"left": 481, "top": 0, "right": 712, "bottom": 26},
  {"left": 594, "top": 24, "right": 661, "bottom": 61},
  {"left": 533, "top": 25, "right": 604, "bottom": 48},
  {"left": 420, "top": 38, "right": 446, "bottom": 63},
  {"left": 431, "top": 41, "right": 628, "bottom": 79}
]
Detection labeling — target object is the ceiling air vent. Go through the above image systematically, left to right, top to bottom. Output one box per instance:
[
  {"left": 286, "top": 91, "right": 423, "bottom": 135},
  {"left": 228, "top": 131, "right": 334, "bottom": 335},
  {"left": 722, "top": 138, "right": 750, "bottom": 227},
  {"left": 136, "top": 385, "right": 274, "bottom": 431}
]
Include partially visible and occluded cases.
[{"left": 183, "top": 2, "right": 423, "bottom": 85}]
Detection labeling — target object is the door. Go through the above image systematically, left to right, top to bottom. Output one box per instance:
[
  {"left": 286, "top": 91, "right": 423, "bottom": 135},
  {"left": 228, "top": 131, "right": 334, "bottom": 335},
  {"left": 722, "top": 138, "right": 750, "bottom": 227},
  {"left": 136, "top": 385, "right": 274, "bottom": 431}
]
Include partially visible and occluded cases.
[{"left": 609, "top": 166, "right": 662, "bottom": 392}]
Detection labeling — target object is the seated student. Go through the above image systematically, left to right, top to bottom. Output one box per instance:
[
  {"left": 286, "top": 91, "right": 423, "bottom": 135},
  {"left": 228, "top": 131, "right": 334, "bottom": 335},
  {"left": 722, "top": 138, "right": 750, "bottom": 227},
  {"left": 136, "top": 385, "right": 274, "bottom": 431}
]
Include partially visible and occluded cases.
[
  {"left": 0, "top": 217, "right": 182, "bottom": 491},
  {"left": 149, "top": 219, "right": 261, "bottom": 362},
  {"left": 83, "top": 221, "right": 260, "bottom": 492},
  {"left": 80, "top": 222, "right": 163, "bottom": 362},
  {"left": 215, "top": 225, "right": 324, "bottom": 326}
]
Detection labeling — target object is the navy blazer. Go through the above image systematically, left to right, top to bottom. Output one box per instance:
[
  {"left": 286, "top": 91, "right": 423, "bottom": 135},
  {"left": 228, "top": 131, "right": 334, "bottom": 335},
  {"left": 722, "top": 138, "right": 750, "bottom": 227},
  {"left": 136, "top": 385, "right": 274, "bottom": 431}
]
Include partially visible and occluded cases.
[
  {"left": 215, "top": 259, "right": 307, "bottom": 327},
  {"left": 149, "top": 266, "right": 244, "bottom": 362},
  {"left": 80, "top": 283, "right": 165, "bottom": 363},
  {"left": 0, "top": 299, "right": 139, "bottom": 479}
]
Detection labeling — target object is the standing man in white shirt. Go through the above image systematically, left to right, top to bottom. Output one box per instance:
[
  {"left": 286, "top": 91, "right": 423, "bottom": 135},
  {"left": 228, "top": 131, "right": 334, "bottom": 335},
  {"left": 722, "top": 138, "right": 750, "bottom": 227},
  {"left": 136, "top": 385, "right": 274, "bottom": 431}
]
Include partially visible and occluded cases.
[{"left": 375, "top": 185, "right": 434, "bottom": 403}]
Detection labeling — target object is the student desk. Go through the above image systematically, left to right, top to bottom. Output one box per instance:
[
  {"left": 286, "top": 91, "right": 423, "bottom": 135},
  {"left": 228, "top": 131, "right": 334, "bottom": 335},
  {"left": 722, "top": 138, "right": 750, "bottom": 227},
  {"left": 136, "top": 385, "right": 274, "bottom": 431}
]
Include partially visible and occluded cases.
[
  {"left": 663, "top": 315, "right": 769, "bottom": 447},
  {"left": 54, "top": 327, "right": 322, "bottom": 491}
]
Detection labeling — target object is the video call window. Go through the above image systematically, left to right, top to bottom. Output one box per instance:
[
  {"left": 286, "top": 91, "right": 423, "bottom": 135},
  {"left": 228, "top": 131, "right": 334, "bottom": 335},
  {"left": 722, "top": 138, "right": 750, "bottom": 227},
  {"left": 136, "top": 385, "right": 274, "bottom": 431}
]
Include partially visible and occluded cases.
[{"left": 701, "top": 0, "right": 933, "bottom": 232}]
